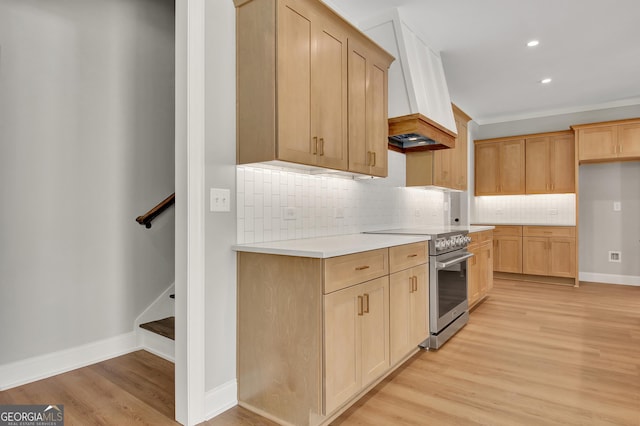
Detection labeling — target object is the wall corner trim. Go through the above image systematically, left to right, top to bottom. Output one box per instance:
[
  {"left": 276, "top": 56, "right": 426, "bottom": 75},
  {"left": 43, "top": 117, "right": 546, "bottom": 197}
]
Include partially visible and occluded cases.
[
  {"left": 0, "top": 332, "right": 138, "bottom": 391},
  {"left": 203, "top": 379, "right": 238, "bottom": 421}
]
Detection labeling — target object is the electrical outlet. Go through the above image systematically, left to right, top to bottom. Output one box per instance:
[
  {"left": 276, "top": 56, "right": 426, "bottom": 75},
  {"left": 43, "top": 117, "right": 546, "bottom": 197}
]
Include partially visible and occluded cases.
[
  {"left": 210, "top": 188, "right": 231, "bottom": 212},
  {"left": 613, "top": 202, "right": 621, "bottom": 211},
  {"left": 283, "top": 207, "right": 298, "bottom": 220},
  {"left": 334, "top": 207, "right": 345, "bottom": 219},
  {"left": 548, "top": 208, "right": 558, "bottom": 215},
  {"left": 415, "top": 209, "right": 421, "bottom": 217},
  {"left": 608, "top": 251, "right": 621, "bottom": 263}
]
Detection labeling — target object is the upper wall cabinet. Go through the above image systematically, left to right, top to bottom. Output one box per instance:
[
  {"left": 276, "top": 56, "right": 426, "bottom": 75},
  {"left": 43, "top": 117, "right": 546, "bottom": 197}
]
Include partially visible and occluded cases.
[
  {"left": 235, "top": 0, "right": 394, "bottom": 177},
  {"left": 406, "top": 104, "right": 471, "bottom": 190},
  {"left": 573, "top": 118, "right": 640, "bottom": 164},
  {"left": 475, "top": 130, "right": 576, "bottom": 196},
  {"left": 525, "top": 131, "right": 575, "bottom": 194},
  {"left": 474, "top": 138, "right": 525, "bottom": 195}
]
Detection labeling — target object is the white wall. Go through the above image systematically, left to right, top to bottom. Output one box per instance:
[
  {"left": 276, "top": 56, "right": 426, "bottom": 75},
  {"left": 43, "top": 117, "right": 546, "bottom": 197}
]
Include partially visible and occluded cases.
[
  {"left": 0, "top": 0, "right": 175, "bottom": 364},
  {"left": 204, "top": 0, "right": 239, "bottom": 399},
  {"left": 237, "top": 151, "right": 449, "bottom": 244}
]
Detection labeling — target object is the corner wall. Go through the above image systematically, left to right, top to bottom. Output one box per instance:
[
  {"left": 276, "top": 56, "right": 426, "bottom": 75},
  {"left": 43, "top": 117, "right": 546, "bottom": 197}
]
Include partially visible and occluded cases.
[{"left": 0, "top": 0, "right": 175, "bottom": 365}]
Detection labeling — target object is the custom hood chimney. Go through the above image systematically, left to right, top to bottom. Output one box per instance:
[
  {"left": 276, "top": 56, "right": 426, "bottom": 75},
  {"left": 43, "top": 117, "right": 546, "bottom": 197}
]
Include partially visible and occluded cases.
[{"left": 360, "top": 9, "right": 457, "bottom": 151}]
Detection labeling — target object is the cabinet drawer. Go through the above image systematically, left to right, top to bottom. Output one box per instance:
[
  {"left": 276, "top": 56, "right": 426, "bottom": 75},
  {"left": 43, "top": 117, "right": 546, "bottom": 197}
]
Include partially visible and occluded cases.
[
  {"left": 493, "top": 225, "right": 523, "bottom": 237},
  {"left": 523, "top": 226, "right": 575, "bottom": 238},
  {"left": 469, "top": 230, "right": 493, "bottom": 245},
  {"left": 389, "top": 242, "right": 428, "bottom": 273},
  {"left": 324, "top": 248, "right": 389, "bottom": 294}
]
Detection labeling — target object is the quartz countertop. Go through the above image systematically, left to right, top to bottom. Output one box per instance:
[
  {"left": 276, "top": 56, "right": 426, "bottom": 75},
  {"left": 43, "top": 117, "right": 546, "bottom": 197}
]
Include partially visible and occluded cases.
[
  {"left": 364, "top": 225, "right": 495, "bottom": 235},
  {"left": 232, "top": 233, "right": 431, "bottom": 259}
]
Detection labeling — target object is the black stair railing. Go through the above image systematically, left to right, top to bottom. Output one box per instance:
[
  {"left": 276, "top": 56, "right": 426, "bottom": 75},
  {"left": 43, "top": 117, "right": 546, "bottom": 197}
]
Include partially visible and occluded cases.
[{"left": 136, "top": 193, "right": 175, "bottom": 229}]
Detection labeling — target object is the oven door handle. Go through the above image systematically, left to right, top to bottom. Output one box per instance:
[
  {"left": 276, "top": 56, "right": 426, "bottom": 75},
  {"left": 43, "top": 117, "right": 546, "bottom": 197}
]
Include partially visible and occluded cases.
[{"left": 436, "top": 252, "right": 474, "bottom": 269}]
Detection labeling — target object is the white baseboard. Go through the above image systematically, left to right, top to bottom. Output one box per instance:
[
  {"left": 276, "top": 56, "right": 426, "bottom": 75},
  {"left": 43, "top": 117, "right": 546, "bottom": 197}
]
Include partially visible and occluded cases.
[
  {"left": 579, "top": 272, "right": 640, "bottom": 286},
  {"left": 137, "top": 328, "right": 175, "bottom": 362},
  {"left": 0, "top": 332, "right": 138, "bottom": 391},
  {"left": 204, "top": 379, "right": 238, "bottom": 421}
]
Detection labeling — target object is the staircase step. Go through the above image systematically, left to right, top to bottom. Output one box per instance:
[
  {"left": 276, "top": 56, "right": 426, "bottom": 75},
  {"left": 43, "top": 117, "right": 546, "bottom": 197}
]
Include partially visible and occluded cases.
[{"left": 139, "top": 317, "right": 175, "bottom": 341}]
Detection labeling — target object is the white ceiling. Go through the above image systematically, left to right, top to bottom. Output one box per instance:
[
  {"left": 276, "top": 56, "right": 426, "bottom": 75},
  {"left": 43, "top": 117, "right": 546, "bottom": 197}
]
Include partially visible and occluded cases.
[{"left": 326, "top": 0, "right": 640, "bottom": 124}]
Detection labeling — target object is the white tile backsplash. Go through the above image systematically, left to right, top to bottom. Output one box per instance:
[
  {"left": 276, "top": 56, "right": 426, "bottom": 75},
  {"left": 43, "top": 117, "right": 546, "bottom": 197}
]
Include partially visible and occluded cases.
[
  {"left": 236, "top": 163, "right": 448, "bottom": 244},
  {"left": 473, "top": 194, "right": 576, "bottom": 225}
]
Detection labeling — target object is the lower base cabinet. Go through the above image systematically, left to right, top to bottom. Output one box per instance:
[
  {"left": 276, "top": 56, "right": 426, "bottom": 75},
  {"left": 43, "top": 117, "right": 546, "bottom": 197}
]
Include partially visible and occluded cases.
[
  {"left": 522, "top": 226, "right": 576, "bottom": 278},
  {"left": 468, "top": 230, "right": 494, "bottom": 308},
  {"left": 237, "top": 241, "right": 428, "bottom": 426},
  {"left": 389, "top": 264, "right": 429, "bottom": 365},
  {"left": 324, "top": 276, "right": 389, "bottom": 414}
]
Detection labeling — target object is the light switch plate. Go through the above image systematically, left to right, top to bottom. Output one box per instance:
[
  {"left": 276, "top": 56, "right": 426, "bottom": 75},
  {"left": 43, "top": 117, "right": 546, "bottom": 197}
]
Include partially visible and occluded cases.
[
  {"left": 210, "top": 188, "right": 231, "bottom": 212},
  {"left": 613, "top": 201, "right": 621, "bottom": 211}
]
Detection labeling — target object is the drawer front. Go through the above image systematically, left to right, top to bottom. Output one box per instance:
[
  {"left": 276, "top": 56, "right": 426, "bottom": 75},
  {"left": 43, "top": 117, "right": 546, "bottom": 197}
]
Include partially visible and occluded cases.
[
  {"left": 493, "top": 225, "right": 523, "bottom": 237},
  {"left": 523, "top": 226, "right": 575, "bottom": 238},
  {"left": 469, "top": 230, "right": 493, "bottom": 244},
  {"left": 389, "top": 242, "right": 428, "bottom": 273},
  {"left": 324, "top": 248, "right": 389, "bottom": 294}
]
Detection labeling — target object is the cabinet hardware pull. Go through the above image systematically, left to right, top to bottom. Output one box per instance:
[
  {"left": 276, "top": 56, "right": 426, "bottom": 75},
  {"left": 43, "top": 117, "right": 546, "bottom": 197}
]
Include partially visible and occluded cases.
[
  {"left": 313, "top": 136, "right": 318, "bottom": 155},
  {"left": 319, "top": 138, "right": 324, "bottom": 156},
  {"left": 619, "top": 144, "right": 623, "bottom": 154},
  {"left": 372, "top": 151, "right": 376, "bottom": 167},
  {"left": 407, "top": 254, "right": 418, "bottom": 258},
  {"left": 355, "top": 265, "right": 370, "bottom": 271},
  {"left": 409, "top": 276, "right": 414, "bottom": 293},
  {"left": 413, "top": 276, "right": 418, "bottom": 292},
  {"left": 363, "top": 293, "right": 369, "bottom": 313},
  {"left": 358, "top": 296, "right": 363, "bottom": 316}
]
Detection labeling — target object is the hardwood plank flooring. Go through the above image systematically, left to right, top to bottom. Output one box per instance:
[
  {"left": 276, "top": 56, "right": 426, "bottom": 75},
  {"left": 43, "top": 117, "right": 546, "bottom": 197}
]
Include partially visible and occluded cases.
[
  {"left": 1, "top": 280, "right": 638, "bottom": 425},
  {"left": 210, "top": 280, "right": 640, "bottom": 426},
  {"left": 0, "top": 350, "right": 178, "bottom": 426}
]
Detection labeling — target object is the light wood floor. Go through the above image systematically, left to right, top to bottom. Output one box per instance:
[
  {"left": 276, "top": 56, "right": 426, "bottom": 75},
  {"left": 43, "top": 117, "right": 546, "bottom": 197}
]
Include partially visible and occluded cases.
[{"left": 2, "top": 280, "right": 639, "bottom": 425}]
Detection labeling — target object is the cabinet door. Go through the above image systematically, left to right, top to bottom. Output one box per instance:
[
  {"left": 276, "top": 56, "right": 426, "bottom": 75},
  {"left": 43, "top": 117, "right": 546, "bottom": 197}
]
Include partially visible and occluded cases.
[
  {"left": 277, "top": 0, "right": 316, "bottom": 165},
  {"left": 312, "top": 16, "right": 348, "bottom": 170},
  {"left": 347, "top": 37, "right": 388, "bottom": 177},
  {"left": 452, "top": 114, "right": 468, "bottom": 190},
  {"left": 618, "top": 123, "right": 640, "bottom": 159},
  {"left": 578, "top": 126, "right": 617, "bottom": 161},
  {"left": 550, "top": 134, "right": 575, "bottom": 193},
  {"left": 525, "top": 137, "right": 550, "bottom": 194},
  {"left": 500, "top": 139, "right": 526, "bottom": 194},
  {"left": 475, "top": 142, "right": 500, "bottom": 195},
  {"left": 433, "top": 148, "right": 453, "bottom": 188},
  {"left": 494, "top": 236, "right": 522, "bottom": 273},
  {"left": 522, "top": 237, "right": 549, "bottom": 276},
  {"left": 549, "top": 237, "right": 576, "bottom": 278},
  {"left": 485, "top": 240, "right": 494, "bottom": 292},
  {"left": 467, "top": 244, "right": 481, "bottom": 306},
  {"left": 411, "top": 265, "right": 429, "bottom": 347},
  {"left": 390, "top": 269, "right": 414, "bottom": 364},
  {"left": 360, "top": 277, "right": 390, "bottom": 387},
  {"left": 324, "top": 284, "right": 361, "bottom": 414}
]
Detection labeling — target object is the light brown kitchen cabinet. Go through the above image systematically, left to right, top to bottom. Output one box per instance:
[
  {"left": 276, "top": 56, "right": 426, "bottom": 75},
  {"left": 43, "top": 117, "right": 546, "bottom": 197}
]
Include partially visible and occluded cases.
[
  {"left": 236, "top": 0, "right": 393, "bottom": 176},
  {"left": 347, "top": 34, "right": 390, "bottom": 177},
  {"left": 406, "top": 104, "right": 471, "bottom": 190},
  {"left": 574, "top": 118, "right": 640, "bottom": 163},
  {"left": 525, "top": 132, "right": 575, "bottom": 194},
  {"left": 474, "top": 138, "right": 525, "bottom": 195},
  {"left": 493, "top": 225, "right": 523, "bottom": 273},
  {"left": 522, "top": 226, "right": 576, "bottom": 278},
  {"left": 467, "top": 230, "right": 493, "bottom": 309},
  {"left": 238, "top": 241, "right": 430, "bottom": 425},
  {"left": 389, "top": 242, "right": 429, "bottom": 365},
  {"left": 324, "top": 275, "right": 389, "bottom": 413}
]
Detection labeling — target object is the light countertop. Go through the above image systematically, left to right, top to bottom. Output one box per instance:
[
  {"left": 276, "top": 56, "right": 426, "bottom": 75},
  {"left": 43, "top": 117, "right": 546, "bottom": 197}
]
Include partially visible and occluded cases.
[
  {"left": 365, "top": 225, "right": 495, "bottom": 235},
  {"left": 232, "top": 233, "right": 431, "bottom": 258}
]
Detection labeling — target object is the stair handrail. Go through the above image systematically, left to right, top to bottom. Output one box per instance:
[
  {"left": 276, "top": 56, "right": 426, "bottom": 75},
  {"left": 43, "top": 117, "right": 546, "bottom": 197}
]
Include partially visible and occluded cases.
[{"left": 136, "top": 193, "right": 175, "bottom": 229}]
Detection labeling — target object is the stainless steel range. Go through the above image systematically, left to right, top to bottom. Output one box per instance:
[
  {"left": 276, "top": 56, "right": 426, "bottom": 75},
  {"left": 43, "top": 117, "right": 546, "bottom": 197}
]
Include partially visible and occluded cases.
[
  {"left": 364, "top": 227, "right": 473, "bottom": 349},
  {"left": 426, "top": 231, "right": 473, "bottom": 349}
]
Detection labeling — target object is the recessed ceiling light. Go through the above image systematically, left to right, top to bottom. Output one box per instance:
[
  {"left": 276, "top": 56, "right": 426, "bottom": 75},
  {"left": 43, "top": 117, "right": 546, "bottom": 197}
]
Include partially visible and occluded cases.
[
  {"left": 527, "top": 40, "right": 539, "bottom": 47},
  {"left": 541, "top": 78, "right": 552, "bottom": 84}
]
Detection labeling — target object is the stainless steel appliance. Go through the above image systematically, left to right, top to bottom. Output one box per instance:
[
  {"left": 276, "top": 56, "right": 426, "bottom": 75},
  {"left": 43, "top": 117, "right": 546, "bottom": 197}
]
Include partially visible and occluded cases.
[
  {"left": 364, "top": 227, "right": 473, "bottom": 349},
  {"left": 427, "top": 231, "right": 473, "bottom": 349}
]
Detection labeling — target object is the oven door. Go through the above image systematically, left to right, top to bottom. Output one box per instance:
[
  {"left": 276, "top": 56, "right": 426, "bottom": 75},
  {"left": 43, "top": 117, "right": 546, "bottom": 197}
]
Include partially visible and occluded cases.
[{"left": 429, "top": 250, "right": 473, "bottom": 333}]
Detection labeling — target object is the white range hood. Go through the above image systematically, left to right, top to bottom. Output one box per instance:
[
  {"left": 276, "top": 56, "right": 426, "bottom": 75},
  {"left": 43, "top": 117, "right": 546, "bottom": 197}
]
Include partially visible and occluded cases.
[{"left": 360, "top": 9, "right": 457, "bottom": 151}]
